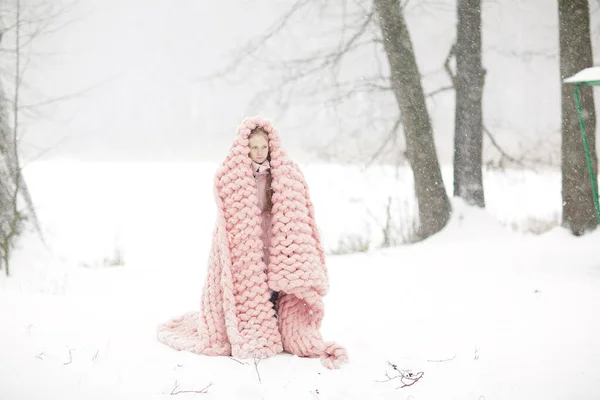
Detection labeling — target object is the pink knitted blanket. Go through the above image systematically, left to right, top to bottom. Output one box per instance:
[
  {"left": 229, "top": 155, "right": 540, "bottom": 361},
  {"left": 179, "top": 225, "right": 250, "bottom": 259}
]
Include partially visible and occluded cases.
[{"left": 157, "top": 116, "right": 347, "bottom": 369}]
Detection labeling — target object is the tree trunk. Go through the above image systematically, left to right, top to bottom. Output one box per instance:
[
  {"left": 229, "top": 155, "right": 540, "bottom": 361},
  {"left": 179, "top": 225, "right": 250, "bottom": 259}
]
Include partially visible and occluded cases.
[
  {"left": 373, "top": 0, "right": 451, "bottom": 239},
  {"left": 454, "top": 0, "right": 485, "bottom": 208},
  {"left": 558, "top": 0, "right": 598, "bottom": 235},
  {"left": 0, "top": 10, "right": 21, "bottom": 276},
  {"left": 0, "top": 25, "right": 13, "bottom": 275},
  {"left": 0, "top": 81, "right": 14, "bottom": 276}
]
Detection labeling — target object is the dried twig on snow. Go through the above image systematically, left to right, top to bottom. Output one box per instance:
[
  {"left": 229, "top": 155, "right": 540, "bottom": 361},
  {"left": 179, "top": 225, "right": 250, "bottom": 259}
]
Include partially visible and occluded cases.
[
  {"left": 63, "top": 347, "right": 74, "bottom": 365},
  {"left": 427, "top": 354, "right": 456, "bottom": 363},
  {"left": 228, "top": 356, "right": 246, "bottom": 365},
  {"left": 254, "top": 358, "right": 262, "bottom": 384},
  {"left": 375, "top": 362, "right": 424, "bottom": 389},
  {"left": 170, "top": 381, "right": 212, "bottom": 395}
]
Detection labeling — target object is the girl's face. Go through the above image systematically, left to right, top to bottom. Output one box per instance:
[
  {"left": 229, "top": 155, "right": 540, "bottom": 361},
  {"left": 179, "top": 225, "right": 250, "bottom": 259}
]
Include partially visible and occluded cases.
[{"left": 249, "top": 134, "right": 269, "bottom": 164}]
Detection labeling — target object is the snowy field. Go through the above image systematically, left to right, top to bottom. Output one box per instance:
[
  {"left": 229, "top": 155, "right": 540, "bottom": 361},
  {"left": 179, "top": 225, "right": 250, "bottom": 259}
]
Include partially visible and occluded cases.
[{"left": 1, "top": 161, "right": 599, "bottom": 400}]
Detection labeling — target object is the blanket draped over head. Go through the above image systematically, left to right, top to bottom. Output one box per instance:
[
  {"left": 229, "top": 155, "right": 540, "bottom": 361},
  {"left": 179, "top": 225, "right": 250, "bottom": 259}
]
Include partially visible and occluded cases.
[{"left": 157, "top": 116, "right": 347, "bottom": 369}]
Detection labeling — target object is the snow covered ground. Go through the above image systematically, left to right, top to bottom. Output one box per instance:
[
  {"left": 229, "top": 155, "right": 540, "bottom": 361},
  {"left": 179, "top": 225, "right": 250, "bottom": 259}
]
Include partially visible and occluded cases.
[{"left": 1, "top": 161, "right": 599, "bottom": 400}]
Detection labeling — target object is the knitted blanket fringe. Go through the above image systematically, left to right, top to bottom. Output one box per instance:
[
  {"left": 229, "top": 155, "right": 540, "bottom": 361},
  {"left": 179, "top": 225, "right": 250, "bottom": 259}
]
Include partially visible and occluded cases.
[{"left": 157, "top": 116, "right": 347, "bottom": 369}]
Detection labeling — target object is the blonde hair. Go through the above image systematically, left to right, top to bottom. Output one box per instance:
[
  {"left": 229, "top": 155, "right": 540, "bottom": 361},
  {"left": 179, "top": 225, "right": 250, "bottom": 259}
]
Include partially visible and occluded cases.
[
  {"left": 249, "top": 127, "right": 272, "bottom": 212},
  {"left": 249, "top": 127, "right": 268, "bottom": 140}
]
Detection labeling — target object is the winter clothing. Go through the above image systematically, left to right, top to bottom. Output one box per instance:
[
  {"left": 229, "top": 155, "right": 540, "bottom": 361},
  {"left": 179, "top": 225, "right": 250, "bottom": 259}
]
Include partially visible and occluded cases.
[
  {"left": 156, "top": 116, "right": 347, "bottom": 369},
  {"left": 252, "top": 159, "right": 272, "bottom": 270}
]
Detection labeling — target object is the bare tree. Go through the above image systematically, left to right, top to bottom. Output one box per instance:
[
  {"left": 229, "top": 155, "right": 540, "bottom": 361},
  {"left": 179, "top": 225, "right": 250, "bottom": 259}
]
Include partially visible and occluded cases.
[
  {"left": 0, "top": 0, "right": 71, "bottom": 275},
  {"left": 0, "top": 0, "right": 27, "bottom": 276},
  {"left": 209, "top": 0, "right": 452, "bottom": 239},
  {"left": 372, "top": 0, "right": 450, "bottom": 238},
  {"left": 452, "top": 0, "right": 485, "bottom": 207},
  {"left": 558, "top": 0, "right": 598, "bottom": 235}
]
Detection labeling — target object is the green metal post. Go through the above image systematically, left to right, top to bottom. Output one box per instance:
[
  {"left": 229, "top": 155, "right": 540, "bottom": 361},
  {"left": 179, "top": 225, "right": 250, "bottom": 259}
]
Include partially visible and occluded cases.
[{"left": 573, "top": 83, "right": 600, "bottom": 224}]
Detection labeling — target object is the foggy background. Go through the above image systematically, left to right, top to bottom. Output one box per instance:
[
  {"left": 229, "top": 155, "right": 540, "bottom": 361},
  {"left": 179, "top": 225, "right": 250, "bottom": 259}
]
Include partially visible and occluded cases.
[{"left": 11, "top": 0, "right": 600, "bottom": 164}]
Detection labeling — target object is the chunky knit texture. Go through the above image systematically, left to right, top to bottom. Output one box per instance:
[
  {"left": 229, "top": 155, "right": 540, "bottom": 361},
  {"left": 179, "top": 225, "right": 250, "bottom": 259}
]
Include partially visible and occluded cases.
[{"left": 157, "top": 116, "right": 347, "bottom": 369}]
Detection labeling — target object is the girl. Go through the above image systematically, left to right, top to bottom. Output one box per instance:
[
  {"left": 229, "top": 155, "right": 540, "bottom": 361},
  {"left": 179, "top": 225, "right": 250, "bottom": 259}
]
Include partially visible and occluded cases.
[
  {"left": 157, "top": 116, "right": 347, "bottom": 369},
  {"left": 248, "top": 127, "right": 279, "bottom": 311}
]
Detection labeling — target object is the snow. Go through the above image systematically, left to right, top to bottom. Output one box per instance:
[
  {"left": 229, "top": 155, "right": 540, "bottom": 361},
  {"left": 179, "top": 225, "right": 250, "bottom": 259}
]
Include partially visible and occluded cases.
[
  {"left": 564, "top": 66, "right": 600, "bottom": 84},
  {"left": 1, "top": 161, "right": 600, "bottom": 400}
]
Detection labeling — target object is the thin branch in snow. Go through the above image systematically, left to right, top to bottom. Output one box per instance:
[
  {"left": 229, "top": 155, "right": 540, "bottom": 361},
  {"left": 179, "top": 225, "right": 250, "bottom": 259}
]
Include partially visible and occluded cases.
[
  {"left": 63, "top": 346, "right": 74, "bottom": 365},
  {"left": 474, "top": 348, "right": 480, "bottom": 360},
  {"left": 92, "top": 350, "right": 99, "bottom": 362},
  {"left": 35, "top": 352, "right": 47, "bottom": 360},
  {"left": 427, "top": 354, "right": 456, "bottom": 363},
  {"left": 228, "top": 356, "right": 246, "bottom": 365},
  {"left": 254, "top": 358, "right": 262, "bottom": 384},
  {"left": 375, "top": 362, "right": 424, "bottom": 389},
  {"left": 374, "top": 371, "right": 397, "bottom": 383},
  {"left": 170, "top": 381, "right": 212, "bottom": 395}
]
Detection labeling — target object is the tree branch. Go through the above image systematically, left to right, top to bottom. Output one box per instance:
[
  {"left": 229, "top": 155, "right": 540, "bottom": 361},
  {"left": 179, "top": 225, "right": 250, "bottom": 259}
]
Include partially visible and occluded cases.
[
  {"left": 200, "top": 0, "right": 313, "bottom": 81},
  {"left": 208, "top": 1, "right": 378, "bottom": 117},
  {"left": 441, "top": 39, "right": 540, "bottom": 170},
  {"left": 444, "top": 42, "right": 456, "bottom": 85},
  {"left": 426, "top": 85, "right": 453, "bottom": 98},
  {"left": 366, "top": 115, "right": 402, "bottom": 167},
  {"left": 483, "top": 125, "right": 527, "bottom": 168},
  {"left": 63, "top": 346, "right": 74, "bottom": 365},
  {"left": 427, "top": 354, "right": 456, "bottom": 362},
  {"left": 228, "top": 356, "right": 246, "bottom": 365},
  {"left": 254, "top": 358, "right": 262, "bottom": 384},
  {"left": 375, "top": 362, "right": 425, "bottom": 389},
  {"left": 170, "top": 381, "right": 212, "bottom": 395}
]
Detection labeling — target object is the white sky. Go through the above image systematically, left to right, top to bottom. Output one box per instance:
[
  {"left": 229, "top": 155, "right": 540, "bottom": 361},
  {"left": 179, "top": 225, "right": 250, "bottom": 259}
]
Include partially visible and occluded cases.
[{"left": 9, "top": 0, "right": 600, "bottom": 163}]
